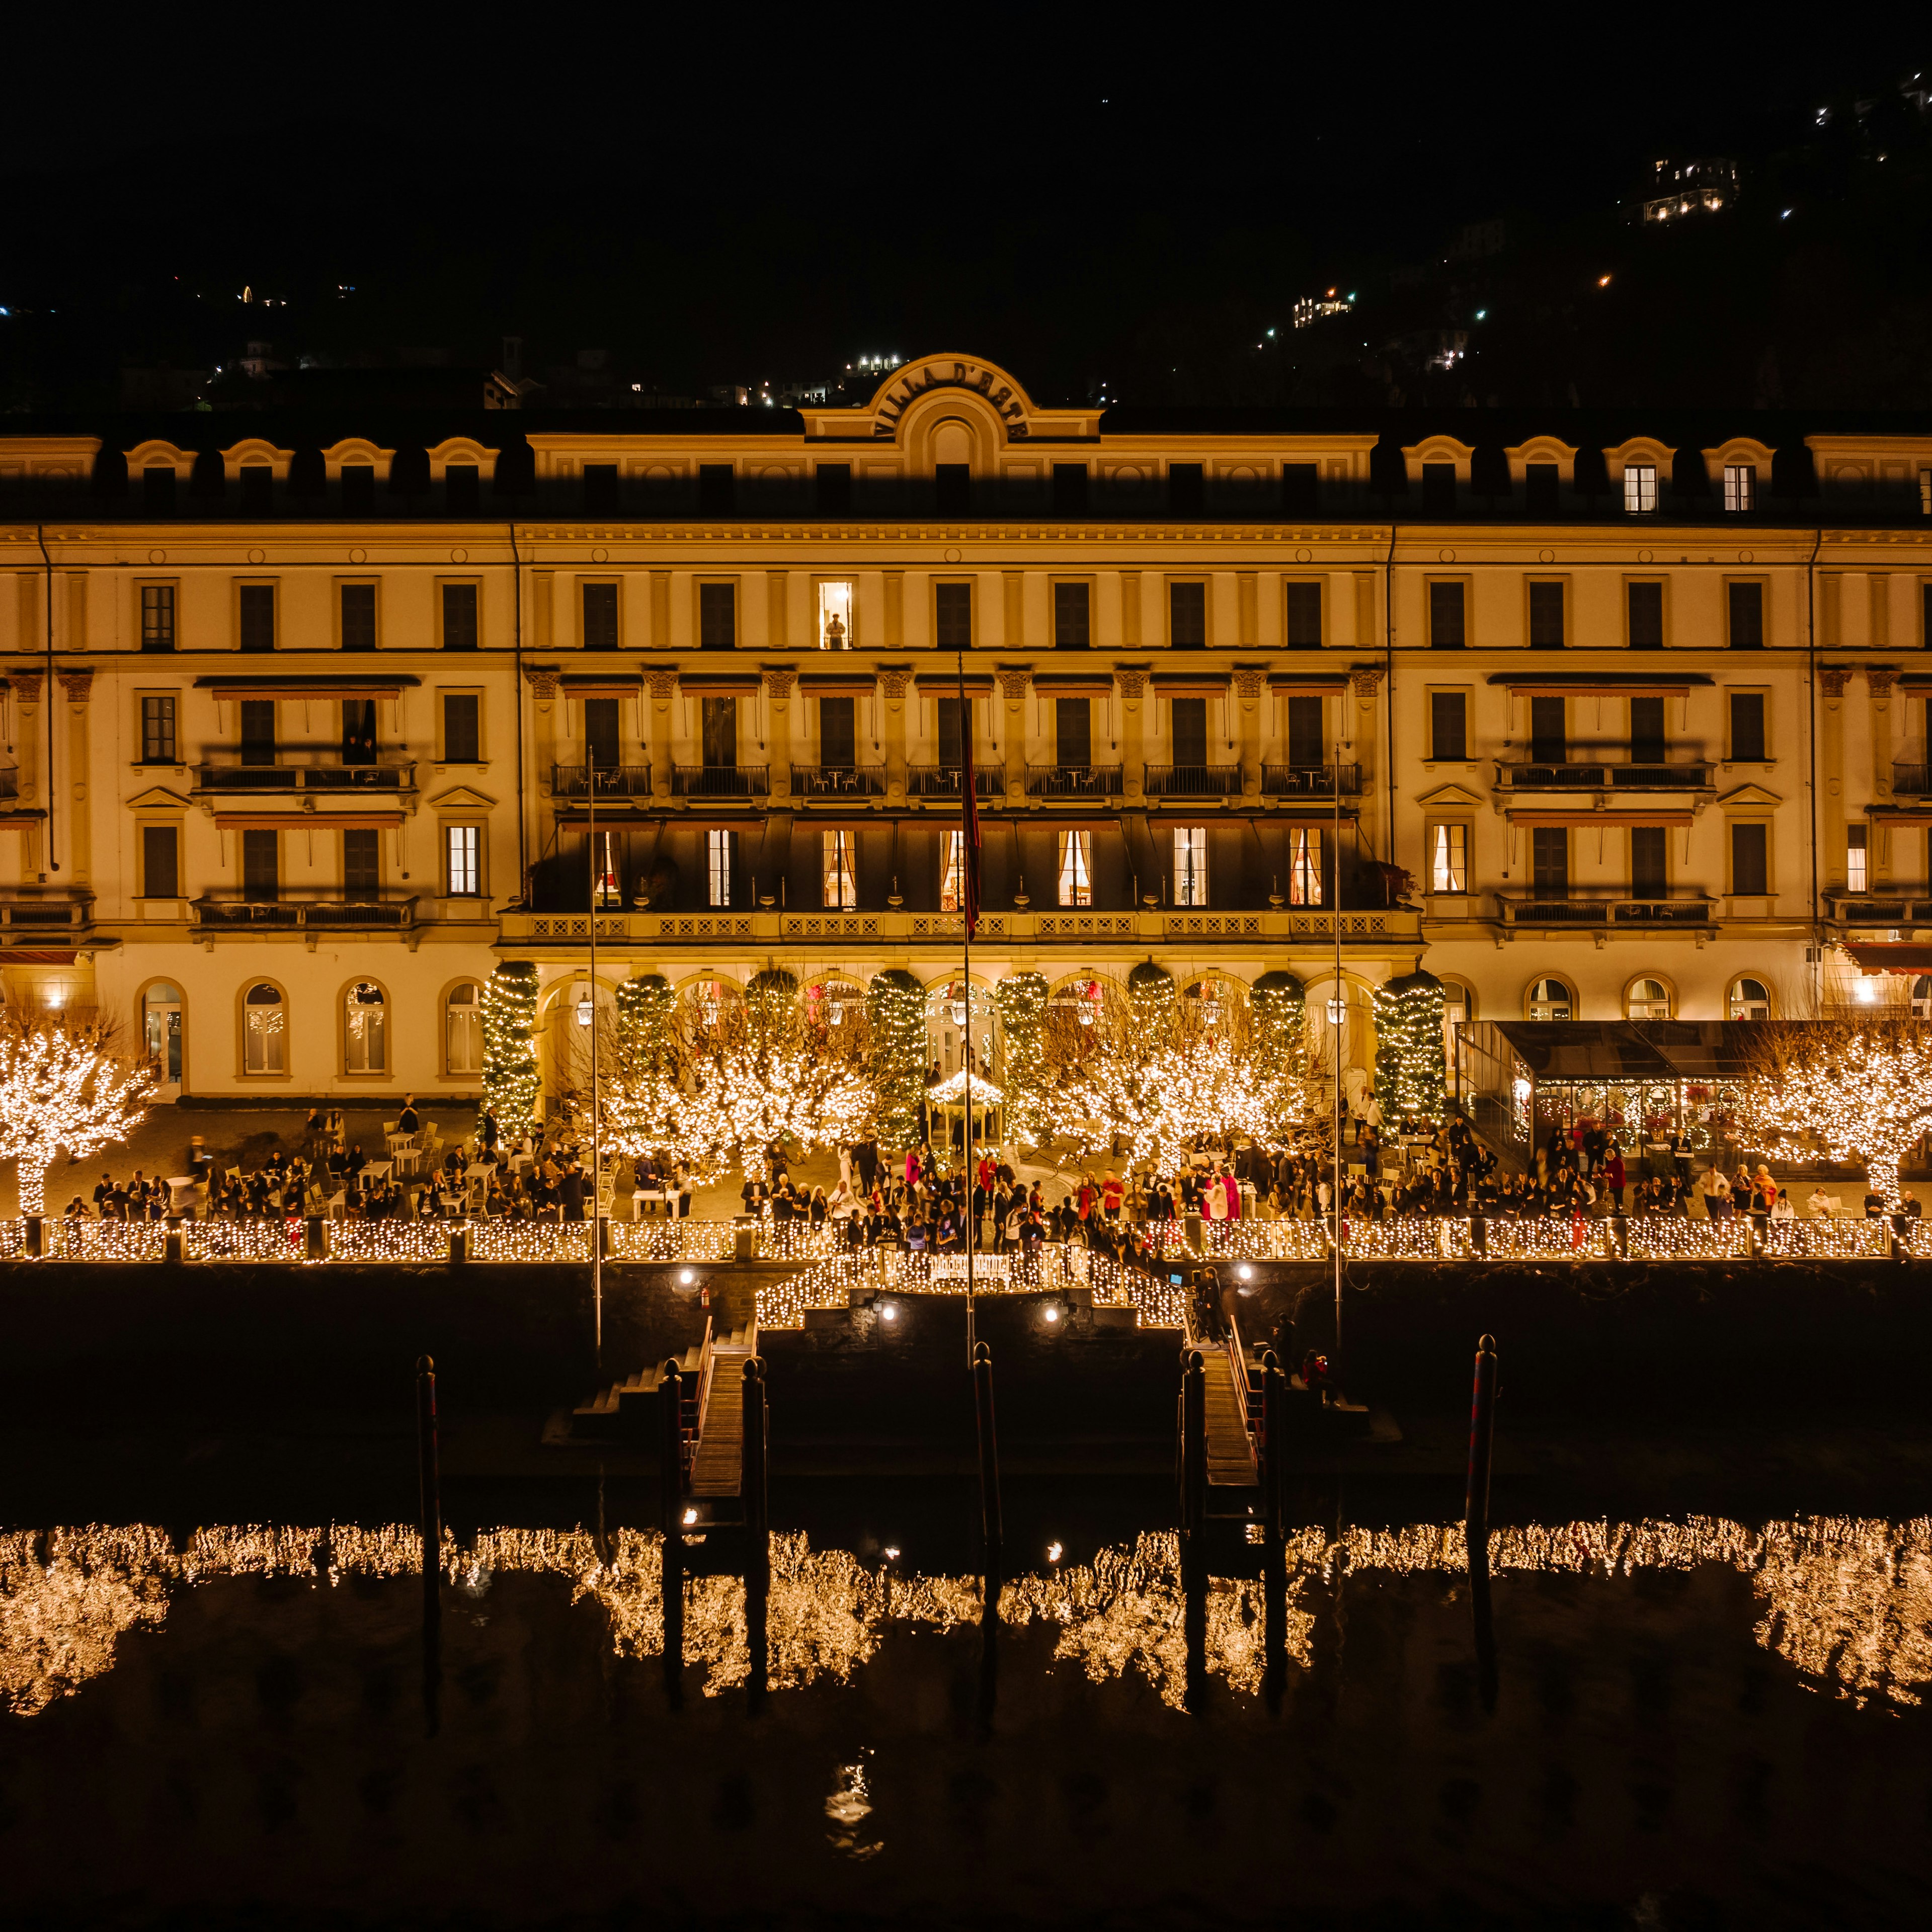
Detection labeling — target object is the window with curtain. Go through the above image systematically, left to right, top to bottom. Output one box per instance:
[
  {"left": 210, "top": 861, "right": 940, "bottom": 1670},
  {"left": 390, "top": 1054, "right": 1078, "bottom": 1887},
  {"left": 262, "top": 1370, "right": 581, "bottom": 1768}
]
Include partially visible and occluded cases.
[
  {"left": 1624, "top": 463, "right": 1657, "bottom": 514},
  {"left": 1723, "top": 464, "right": 1756, "bottom": 512},
  {"left": 140, "top": 584, "right": 176, "bottom": 651},
  {"left": 141, "top": 695, "right": 177, "bottom": 763},
  {"left": 700, "top": 697, "right": 737, "bottom": 768},
  {"left": 1430, "top": 824, "right": 1467, "bottom": 893},
  {"left": 445, "top": 825, "right": 481, "bottom": 896},
  {"left": 1848, "top": 825, "right": 1868, "bottom": 893},
  {"left": 1174, "top": 827, "right": 1208, "bottom": 907},
  {"left": 1289, "top": 827, "right": 1322, "bottom": 906},
  {"left": 707, "top": 828, "right": 733, "bottom": 907},
  {"left": 940, "top": 829, "right": 965, "bottom": 911},
  {"left": 1057, "top": 829, "right": 1093, "bottom": 907},
  {"left": 591, "top": 830, "right": 622, "bottom": 907},
  {"left": 822, "top": 830, "right": 857, "bottom": 908},
  {"left": 344, "top": 981, "right": 387, "bottom": 1073},
  {"left": 244, "top": 983, "right": 285, "bottom": 1074},
  {"left": 446, "top": 985, "right": 482, "bottom": 1075}
]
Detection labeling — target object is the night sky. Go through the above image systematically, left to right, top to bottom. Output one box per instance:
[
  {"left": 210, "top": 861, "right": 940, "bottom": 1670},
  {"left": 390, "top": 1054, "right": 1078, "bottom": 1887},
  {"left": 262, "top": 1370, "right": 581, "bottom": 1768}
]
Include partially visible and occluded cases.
[{"left": 5, "top": 6, "right": 1927, "bottom": 405}]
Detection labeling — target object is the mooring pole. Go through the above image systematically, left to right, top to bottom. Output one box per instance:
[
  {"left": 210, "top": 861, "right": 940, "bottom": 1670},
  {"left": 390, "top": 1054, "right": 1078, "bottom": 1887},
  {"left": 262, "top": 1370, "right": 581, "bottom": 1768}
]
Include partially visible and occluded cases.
[
  {"left": 1466, "top": 1332, "right": 1499, "bottom": 1707},
  {"left": 972, "top": 1340, "right": 1002, "bottom": 1614},
  {"left": 415, "top": 1354, "right": 441, "bottom": 1629},
  {"left": 660, "top": 1356, "right": 684, "bottom": 1702},
  {"left": 743, "top": 1356, "right": 769, "bottom": 1710}
]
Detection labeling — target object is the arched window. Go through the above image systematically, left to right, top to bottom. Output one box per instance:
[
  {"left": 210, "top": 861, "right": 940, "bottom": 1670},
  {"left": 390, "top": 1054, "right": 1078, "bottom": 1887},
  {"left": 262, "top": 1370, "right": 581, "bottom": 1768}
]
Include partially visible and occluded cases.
[
  {"left": 1528, "top": 977, "right": 1573, "bottom": 1021},
  {"left": 1627, "top": 977, "right": 1672, "bottom": 1020},
  {"left": 1729, "top": 977, "right": 1772, "bottom": 1020},
  {"left": 1440, "top": 979, "right": 1474, "bottom": 1064},
  {"left": 344, "top": 980, "right": 387, "bottom": 1073},
  {"left": 143, "top": 982, "right": 183, "bottom": 1085},
  {"left": 244, "top": 983, "right": 285, "bottom": 1074},
  {"left": 445, "top": 983, "right": 482, "bottom": 1075}
]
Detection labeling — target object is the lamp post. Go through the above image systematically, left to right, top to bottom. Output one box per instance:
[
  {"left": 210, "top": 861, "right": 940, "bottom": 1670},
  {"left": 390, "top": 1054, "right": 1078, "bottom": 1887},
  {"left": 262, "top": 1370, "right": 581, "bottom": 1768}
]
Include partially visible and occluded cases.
[{"left": 587, "top": 779, "right": 601, "bottom": 1369}]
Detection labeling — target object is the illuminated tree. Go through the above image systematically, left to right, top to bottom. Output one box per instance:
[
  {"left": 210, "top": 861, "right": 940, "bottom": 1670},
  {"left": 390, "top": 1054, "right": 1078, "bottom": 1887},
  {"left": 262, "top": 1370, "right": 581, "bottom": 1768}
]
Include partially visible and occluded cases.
[
  {"left": 481, "top": 962, "right": 540, "bottom": 1140},
  {"left": 865, "top": 969, "right": 926, "bottom": 1151},
  {"left": 1372, "top": 970, "right": 1447, "bottom": 1121},
  {"left": 993, "top": 972, "right": 1050, "bottom": 1148},
  {"left": 0, "top": 1012, "right": 156, "bottom": 1217},
  {"left": 1738, "top": 1018, "right": 1932, "bottom": 1210}
]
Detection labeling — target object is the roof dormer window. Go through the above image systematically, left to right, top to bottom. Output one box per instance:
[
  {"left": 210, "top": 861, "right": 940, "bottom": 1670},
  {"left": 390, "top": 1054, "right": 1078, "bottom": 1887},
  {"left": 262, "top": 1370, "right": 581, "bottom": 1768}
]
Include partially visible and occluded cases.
[{"left": 1623, "top": 463, "right": 1657, "bottom": 515}]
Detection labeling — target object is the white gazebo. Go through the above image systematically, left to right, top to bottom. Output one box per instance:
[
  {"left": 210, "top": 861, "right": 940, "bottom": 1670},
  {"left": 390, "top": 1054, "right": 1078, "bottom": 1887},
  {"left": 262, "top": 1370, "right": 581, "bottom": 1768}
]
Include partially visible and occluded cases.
[{"left": 925, "top": 1067, "right": 1004, "bottom": 1151}]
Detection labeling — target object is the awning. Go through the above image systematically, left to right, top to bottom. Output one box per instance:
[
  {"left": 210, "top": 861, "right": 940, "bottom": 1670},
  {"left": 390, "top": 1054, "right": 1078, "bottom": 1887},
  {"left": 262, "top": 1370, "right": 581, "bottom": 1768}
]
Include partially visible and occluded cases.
[
  {"left": 797, "top": 673, "right": 878, "bottom": 696},
  {"left": 913, "top": 673, "right": 996, "bottom": 692},
  {"left": 1031, "top": 673, "right": 1114, "bottom": 695},
  {"left": 1487, "top": 673, "right": 1711, "bottom": 692},
  {"left": 559, "top": 674, "right": 642, "bottom": 697},
  {"left": 677, "top": 674, "right": 762, "bottom": 694},
  {"left": 1267, "top": 675, "right": 1348, "bottom": 692},
  {"left": 195, "top": 676, "right": 419, "bottom": 698},
  {"left": 1506, "top": 811, "right": 1696, "bottom": 828},
  {"left": 214, "top": 812, "right": 405, "bottom": 830},
  {"left": 1841, "top": 942, "right": 1932, "bottom": 973},
  {"left": 1492, "top": 1019, "right": 1760, "bottom": 1081}
]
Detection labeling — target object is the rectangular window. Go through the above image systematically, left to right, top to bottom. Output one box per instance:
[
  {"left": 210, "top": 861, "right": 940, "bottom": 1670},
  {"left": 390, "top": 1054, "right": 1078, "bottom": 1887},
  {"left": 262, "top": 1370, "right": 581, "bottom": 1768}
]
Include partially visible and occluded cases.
[
  {"left": 1524, "top": 462, "right": 1559, "bottom": 513},
  {"left": 445, "top": 463, "right": 479, "bottom": 514},
  {"left": 815, "top": 463, "right": 851, "bottom": 513},
  {"left": 1052, "top": 463, "right": 1089, "bottom": 514},
  {"left": 1169, "top": 463, "right": 1204, "bottom": 515},
  {"left": 1281, "top": 463, "right": 1318, "bottom": 515},
  {"left": 1422, "top": 463, "right": 1456, "bottom": 513},
  {"left": 1624, "top": 463, "right": 1658, "bottom": 514},
  {"left": 240, "top": 464, "right": 273, "bottom": 513},
  {"left": 339, "top": 464, "right": 374, "bottom": 514},
  {"left": 698, "top": 464, "right": 736, "bottom": 514},
  {"left": 934, "top": 464, "right": 971, "bottom": 515},
  {"left": 1723, "top": 464, "right": 1757, "bottom": 512},
  {"left": 143, "top": 465, "right": 177, "bottom": 515},
  {"left": 1922, "top": 468, "right": 1931, "bottom": 518},
  {"left": 816, "top": 579, "right": 854, "bottom": 650},
  {"left": 1428, "top": 579, "right": 1466, "bottom": 648},
  {"left": 1284, "top": 580, "right": 1323, "bottom": 648},
  {"left": 1528, "top": 580, "right": 1565, "bottom": 649},
  {"left": 1628, "top": 580, "right": 1664, "bottom": 649},
  {"left": 1728, "top": 580, "right": 1765, "bottom": 649},
  {"left": 582, "top": 581, "right": 619, "bottom": 650},
  {"left": 934, "top": 581, "right": 972, "bottom": 649},
  {"left": 1053, "top": 581, "right": 1091, "bottom": 649},
  {"left": 1169, "top": 581, "right": 1207, "bottom": 648},
  {"left": 1924, "top": 581, "right": 1932, "bottom": 648},
  {"left": 340, "top": 582, "right": 377, "bottom": 651},
  {"left": 441, "top": 582, "right": 479, "bottom": 650},
  {"left": 698, "top": 582, "right": 736, "bottom": 649},
  {"left": 140, "top": 584, "right": 176, "bottom": 652},
  {"left": 237, "top": 584, "right": 276, "bottom": 652},
  {"left": 1430, "top": 691, "right": 1467, "bottom": 762},
  {"left": 1730, "top": 691, "right": 1767, "bottom": 762},
  {"left": 442, "top": 693, "right": 480, "bottom": 764},
  {"left": 140, "top": 695, "right": 177, "bottom": 763},
  {"left": 819, "top": 695, "right": 856, "bottom": 769},
  {"left": 1286, "top": 695, "right": 1323, "bottom": 767},
  {"left": 936, "top": 696, "right": 970, "bottom": 769},
  {"left": 1529, "top": 696, "right": 1566, "bottom": 765},
  {"left": 1630, "top": 696, "right": 1666, "bottom": 765},
  {"left": 583, "top": 697, "right": 619, "bottom": 770},
  {"left": 701, "top": 697, "right": 737, "bottom": 768},
  {"left": 1056, "top": 697, "right": 1092, "bottom": 767},
  {"left": 1170, "top": 697, "right": 1208, "bottom": 768},
  {"left": 341, "top": 698, "right": 377, "bottom": 766},
  {"left": 239, "top": 700, "right": 276, "bottom": 767},
  {"left": 1732, "top": 822, "right": 1768, "bottom": 895},
  {"left": 1430, "top": 823, "right": 1467, "bottom": 894},
  {"left": 141, "top": 824, "right": 179, "bottom": 899},
  {"left": 445, "top": 825, "right": 481, "bottom": 897},
  {"left": 1847, "top": 825, "right": 1868, "bottom": 894},
  {"left": 1530, "top": 826, "right": 1569, "bottom": 898},
  {"left": 1631, "top": 826, "right": 1667, "bottom": 897},
  {"left": 241, "top": 827, "right": 279, "bottom": 901},
  {"left": 343, "top": 827, "right": 380, "bottom": 894},
  {"left": 1174, "top": 827, "right": 1209, "bottom": 907},
  {"left": 1288, "top": 827, "right": 1322, "bottom": 906},
  {"left": 706, "top": 828, "right": 734, "bottom": 908},
  {"left": 591, "top": 829, "right": 622, "bottom": 908},
  {"left": 822, "top": 829, "right": 857, "bottom": 909},
  {"left": 940, "top": 829, "right": 965, "bottom": 912},
  {"left": 1057, "top": 829, "right": 1093, "bottom": 907}
]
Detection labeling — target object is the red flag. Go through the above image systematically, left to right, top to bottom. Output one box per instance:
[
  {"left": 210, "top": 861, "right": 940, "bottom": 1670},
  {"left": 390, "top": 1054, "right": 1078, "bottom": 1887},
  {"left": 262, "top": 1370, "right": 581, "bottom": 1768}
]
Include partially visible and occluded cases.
[{"left": 957, "top": 660, "right": 982, "bottom": 937}]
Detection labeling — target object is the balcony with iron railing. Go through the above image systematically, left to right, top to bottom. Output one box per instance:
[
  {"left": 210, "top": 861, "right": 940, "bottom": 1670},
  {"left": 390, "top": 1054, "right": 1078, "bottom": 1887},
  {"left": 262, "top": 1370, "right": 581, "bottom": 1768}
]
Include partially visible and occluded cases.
[
  {"left": 193, "top": 749, "right": 416, "bottom": 793},
  {"left": 1494, "top": 758, "right": 1714, "bottom": 791},
  {"left": 1261, "top": 762, "right": 1361, "bottom": 798},
  {"left": 553, "top": 763, "right": 653, "bottom": 799},
  {"left": 791, "top": 763, "right": 887, "bottom": 799},
  {"left": 1024, "top": 763, "right": 1123, "bottom": 799},
  {"left": 1143, "top": 763, "right": 1242, "bottom": 798},
  {"left": 1892, "top": 763, "right": 1932, "bottom": 796},
  {"left": 907, "top": 764, "right": 1003, "bottom": 799},
  {"left": 671, "top": 765, "right": 770, "bottom": 799},
  {"left": 1822, "top": 886, "right": 1932, "bottom": 924},
  {"left": 0, "top": 889, "right": 93, "bottom": 931},
  {"left": 1495, "top": 889, "right": 1715, "bottom": 926},
  {"left": 192, "top": 890, "right": 419, "bottom": 930}
]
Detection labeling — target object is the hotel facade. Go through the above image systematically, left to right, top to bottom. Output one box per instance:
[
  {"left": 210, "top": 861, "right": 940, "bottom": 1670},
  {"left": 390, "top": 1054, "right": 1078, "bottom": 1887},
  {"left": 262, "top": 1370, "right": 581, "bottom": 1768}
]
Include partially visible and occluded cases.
[{"left": 1, "top": 353, "right": 1929, "bottom": 1114}]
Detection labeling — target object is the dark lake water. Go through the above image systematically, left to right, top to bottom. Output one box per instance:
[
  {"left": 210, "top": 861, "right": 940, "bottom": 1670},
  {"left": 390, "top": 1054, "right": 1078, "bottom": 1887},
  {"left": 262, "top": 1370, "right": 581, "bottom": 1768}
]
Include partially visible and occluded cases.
[{"left": 4, "top": 1471, "right": 1929, "bottom": 1929}]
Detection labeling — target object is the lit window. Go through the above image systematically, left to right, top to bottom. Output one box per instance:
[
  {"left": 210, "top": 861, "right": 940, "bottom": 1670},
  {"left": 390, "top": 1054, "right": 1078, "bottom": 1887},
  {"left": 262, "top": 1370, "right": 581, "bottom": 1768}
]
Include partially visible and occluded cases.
[
  {"left": 1624, "top": 463, "right": 1657, "bottom": 514},
  {"left": 1723, "top": 463, "right": 1756, "bottom": 512},
  {"left": 1921, "top": 468, "right": 1930, "bottom": 517},
  {"left": 817, "top": 579, "right": 855, "bottom": 650},
  {"left": 140, "top": 584, "right": 176, "bottom": 651},
  {"left": 140, "top": 695, "right": 177, "bottom": 762},
  {"left": 1430, "top": 823, "right": 1467, "bottom": 893},
  {"left": 445, "top": 825, "right": 480, "bottom": 896},
  {"left": 1847, "top": 825, "right": 1868, "bottom": 894},
  {"left": 1174, "top": 827, "right": 1208, "bottom": 907},
  {"left": 1289, "top": 827, "right": 1323, "bottom": 906},
  {"left": 706, "top": 829, "right": 732, "bottom": 907},
  {"left": 940, "top": 829, "right": 964, "bottom": 912},
  {"left": 1057, "top": 829, "right": 1093, "bottom": 907},
  {"left": 591, "top": 830, "right": 622, "bottom": 908},
  {"left": 822, "top": 830, "right": 857, "bottom": 909},
  {"left": 1914, "top": 976, "right": 1932, "bottom": 1020},
  {"left": 1528, "top": 977, "right": 1572, "bottom": 1021},
  {"left": 1627, "top": 977, "right": 1672, "bottom": 1020},
  {"left": 1728, "top": 977, "right": 1771, "bottom": 1020},
  {"left": 344, "top": 981, "right": 387, "bottom": 1074},
  {"left": 244, "top": 983, "right": 284, "bottom": 1075},
  {"left": 446, "top": 984, "right": 482, "bottom": 1074}
]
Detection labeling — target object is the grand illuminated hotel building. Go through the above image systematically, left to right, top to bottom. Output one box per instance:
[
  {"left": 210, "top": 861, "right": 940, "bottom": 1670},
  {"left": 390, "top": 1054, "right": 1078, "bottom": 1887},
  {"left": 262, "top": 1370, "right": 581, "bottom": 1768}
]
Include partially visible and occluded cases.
[{"left": 1, "top": 353, "right": 1929, "bottom": 1110}]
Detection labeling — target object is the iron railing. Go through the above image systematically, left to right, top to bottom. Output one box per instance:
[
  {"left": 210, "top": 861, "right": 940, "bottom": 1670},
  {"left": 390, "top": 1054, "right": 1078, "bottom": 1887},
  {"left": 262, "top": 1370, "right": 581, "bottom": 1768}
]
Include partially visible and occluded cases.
[
  {"left": 1261, "top": 762, "right": 1361, "bottom": 798},
  {"left": 553, "top": 763, "right": 653, "bottom": 798},
  {"left": 1024, "top": 763, "right": 1123, "bottom": 798},
  {"left": 1144, "top": 763, "right": 1242, "bottom": 797},
  {"left": 790, "top": 764, "right": 887, "bottom": 798},
  {"left": 672, "top": 765, "right": 769, "bottom": 798},
  {"left": 193, "top": 892, "right": 419, "bottom": 930}
]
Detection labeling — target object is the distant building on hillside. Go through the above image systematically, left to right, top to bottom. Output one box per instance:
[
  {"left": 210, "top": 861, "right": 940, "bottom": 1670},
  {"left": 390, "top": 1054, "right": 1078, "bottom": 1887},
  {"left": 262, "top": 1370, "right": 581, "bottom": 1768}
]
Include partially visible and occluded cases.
[{"left": 1643, "top": 158, "right": 1739, "bottom": 224}]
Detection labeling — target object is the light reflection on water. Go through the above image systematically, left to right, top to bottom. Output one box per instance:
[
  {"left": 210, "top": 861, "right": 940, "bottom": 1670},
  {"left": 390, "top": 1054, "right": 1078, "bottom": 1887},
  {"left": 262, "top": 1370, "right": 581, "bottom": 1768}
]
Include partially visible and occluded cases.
[{"left": 2, "top": 1514, "right": 1928, "bottom": 1718}]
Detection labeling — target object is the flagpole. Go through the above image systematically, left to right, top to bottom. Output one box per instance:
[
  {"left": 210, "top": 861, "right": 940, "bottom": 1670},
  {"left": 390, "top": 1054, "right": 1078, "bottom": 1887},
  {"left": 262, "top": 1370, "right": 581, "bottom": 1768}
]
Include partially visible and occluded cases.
[{"left": 959, "top": 645, "right": 975, "bottom": 1367}]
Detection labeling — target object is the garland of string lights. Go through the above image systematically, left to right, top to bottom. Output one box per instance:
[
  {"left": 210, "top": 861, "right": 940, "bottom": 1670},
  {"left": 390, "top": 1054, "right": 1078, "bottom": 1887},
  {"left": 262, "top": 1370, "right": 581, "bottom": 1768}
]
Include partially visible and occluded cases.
[
  {"left": 481, "top": 962, "right": 541, "bottom": 1142},
  {"left": 866, "top": 969, "right": 926, "bottom": 1151},
  {"left": 1372, "top": 970, "right": 1448, "bottom": 1122},
  {"left": 0, "top": 1013, "right": 155, "bottom": 1217}
]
